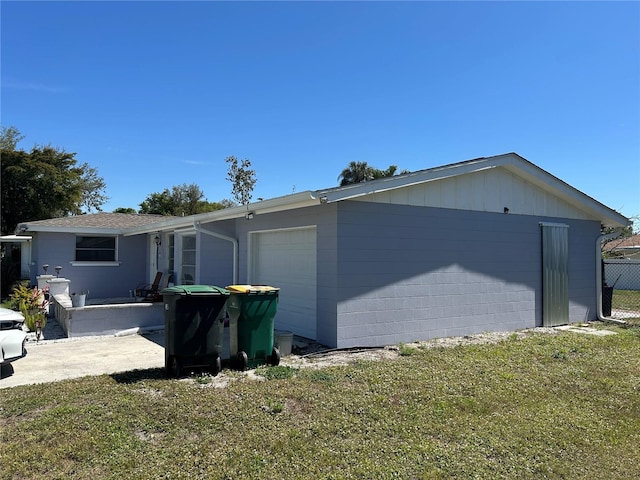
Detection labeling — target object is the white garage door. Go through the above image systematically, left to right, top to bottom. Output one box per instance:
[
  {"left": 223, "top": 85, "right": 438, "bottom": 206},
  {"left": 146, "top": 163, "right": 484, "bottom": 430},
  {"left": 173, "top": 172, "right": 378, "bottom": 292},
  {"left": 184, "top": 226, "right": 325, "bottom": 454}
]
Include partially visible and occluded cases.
[{"left": 250, "top": 227, "right": 317, "bottom": 340}]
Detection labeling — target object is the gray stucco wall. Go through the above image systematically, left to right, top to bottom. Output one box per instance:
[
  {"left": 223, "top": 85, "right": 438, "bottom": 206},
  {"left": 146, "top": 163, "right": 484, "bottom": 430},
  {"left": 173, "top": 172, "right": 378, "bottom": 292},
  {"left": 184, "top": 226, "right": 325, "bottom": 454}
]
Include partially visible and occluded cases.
[
  {"left": 334, "top": 201, "right": 600, "bottom": 348},
  {"left": 196, "top": 221, "right": 236, "bottom": 287},
  {"left": 29, "top": 232, "right": 148, "bottom": 298}
]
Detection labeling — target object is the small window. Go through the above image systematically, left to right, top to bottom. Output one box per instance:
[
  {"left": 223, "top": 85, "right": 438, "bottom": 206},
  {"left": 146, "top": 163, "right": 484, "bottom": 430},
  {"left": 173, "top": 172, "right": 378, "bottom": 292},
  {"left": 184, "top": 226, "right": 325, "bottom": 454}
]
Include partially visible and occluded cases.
[
  {"left": 181, "top": 234, "right": 196, "bottom": 285},
  {"left": 75, "top": 236, "right": 116, "bottom": 262}
]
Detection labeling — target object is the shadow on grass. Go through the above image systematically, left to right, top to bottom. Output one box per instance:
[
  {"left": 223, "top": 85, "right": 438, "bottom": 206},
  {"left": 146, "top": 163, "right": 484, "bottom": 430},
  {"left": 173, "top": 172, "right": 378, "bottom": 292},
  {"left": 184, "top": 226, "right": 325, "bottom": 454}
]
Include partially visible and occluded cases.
[{"left": 110, "top": 367, "right": 168, "bottom": 384}]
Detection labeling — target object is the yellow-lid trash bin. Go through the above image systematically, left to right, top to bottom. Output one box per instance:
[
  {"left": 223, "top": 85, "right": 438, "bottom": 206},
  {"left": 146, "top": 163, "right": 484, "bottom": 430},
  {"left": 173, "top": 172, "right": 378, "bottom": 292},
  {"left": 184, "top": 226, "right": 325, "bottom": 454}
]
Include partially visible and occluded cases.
[{"left": 225, "top": 285, "right": 280, "bottom": 370}]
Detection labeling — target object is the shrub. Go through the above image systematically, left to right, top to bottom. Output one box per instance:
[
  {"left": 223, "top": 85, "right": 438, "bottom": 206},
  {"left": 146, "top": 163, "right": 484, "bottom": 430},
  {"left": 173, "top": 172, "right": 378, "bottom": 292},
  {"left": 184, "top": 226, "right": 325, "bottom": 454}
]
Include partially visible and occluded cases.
[{"left": 9, "top": 283, "right": 49, "bottom": 331}]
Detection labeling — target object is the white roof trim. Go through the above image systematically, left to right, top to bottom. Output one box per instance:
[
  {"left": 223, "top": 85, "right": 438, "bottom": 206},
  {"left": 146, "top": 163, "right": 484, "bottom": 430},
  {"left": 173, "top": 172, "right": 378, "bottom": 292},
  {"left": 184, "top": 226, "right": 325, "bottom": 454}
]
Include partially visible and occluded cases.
[
  {"left": 316, "top": 153, "right": 629, "bottom": 228},
  {"left": 498, "top": 155, "right": 628, "bottom": 228},
  {"left": 317, "top": 156, "right": 498, "bottom": 203},
  {"left": 123, "top": 191, "right": 321, "bottom": 235},
  {"left": 16, "top": 226, "right": 123, "bottom": 235},
  {"left": 0, "top": 235, "right": 32, "bottom": 243}
]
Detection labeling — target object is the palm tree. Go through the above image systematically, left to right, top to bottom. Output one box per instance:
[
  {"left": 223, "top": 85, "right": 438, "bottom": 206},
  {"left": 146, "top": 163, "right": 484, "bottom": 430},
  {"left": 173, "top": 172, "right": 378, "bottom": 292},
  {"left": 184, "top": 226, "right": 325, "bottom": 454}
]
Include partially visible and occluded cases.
[
  {"left": 337, "top": 161, "right": 375, "bottom": 186},
  {"left": 338, "top": 162, "right": 409, "bottom": 186},
  {"left": 372, "top": 165, "right": 398, "bottom": 179}
]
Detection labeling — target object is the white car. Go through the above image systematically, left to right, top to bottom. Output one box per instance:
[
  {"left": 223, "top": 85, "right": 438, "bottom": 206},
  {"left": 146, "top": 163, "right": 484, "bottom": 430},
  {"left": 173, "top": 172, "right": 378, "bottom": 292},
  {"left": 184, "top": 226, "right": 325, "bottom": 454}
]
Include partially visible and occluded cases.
[
  {"left": 0, "top": 307, "right": 24, "bottom": 330},
  {"left": 0, "top": 308, "right": 27, "bottom": 364}
]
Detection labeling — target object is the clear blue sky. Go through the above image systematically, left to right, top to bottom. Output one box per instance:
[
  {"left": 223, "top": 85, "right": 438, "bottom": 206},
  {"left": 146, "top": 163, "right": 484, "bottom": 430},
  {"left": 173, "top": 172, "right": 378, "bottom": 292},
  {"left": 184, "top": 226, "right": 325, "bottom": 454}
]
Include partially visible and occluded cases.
[{"left": 2, "top": 1, "right": 639, "bottom": 224}]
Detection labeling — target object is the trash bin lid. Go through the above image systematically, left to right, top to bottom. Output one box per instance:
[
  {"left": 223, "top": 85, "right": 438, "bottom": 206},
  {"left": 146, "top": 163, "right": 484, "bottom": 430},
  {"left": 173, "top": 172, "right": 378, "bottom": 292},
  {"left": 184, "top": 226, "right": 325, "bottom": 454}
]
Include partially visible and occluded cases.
[
  {"left": 225, "top": 284, "right": 280, "bottom": 294},
  {"left": 161, "top": 285, "right": 230, "bottom": 296}
]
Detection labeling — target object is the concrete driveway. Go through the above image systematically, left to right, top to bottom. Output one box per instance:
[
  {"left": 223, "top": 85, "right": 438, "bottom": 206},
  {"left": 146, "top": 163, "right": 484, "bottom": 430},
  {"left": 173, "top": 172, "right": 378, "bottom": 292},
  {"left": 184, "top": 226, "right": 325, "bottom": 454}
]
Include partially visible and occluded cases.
[{"left": 0, "top": 331, "right": 165, "bottom": 389}]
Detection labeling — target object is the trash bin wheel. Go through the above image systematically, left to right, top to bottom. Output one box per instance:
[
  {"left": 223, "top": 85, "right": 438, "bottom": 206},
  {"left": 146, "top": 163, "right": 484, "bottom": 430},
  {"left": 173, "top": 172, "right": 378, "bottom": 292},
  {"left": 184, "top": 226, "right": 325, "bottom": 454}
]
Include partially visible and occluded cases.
[
  {"left": 270, "top": 347, "right": 281, "bottom": 366},
  {"left": 236, "top": 351, "right": 248, "bottom": 371},
  {"left": 211, "top": 355, "right": 222, "bottom": 376},
  {"left": 170, "top": 356, "right": 182, "bottom": 378}
]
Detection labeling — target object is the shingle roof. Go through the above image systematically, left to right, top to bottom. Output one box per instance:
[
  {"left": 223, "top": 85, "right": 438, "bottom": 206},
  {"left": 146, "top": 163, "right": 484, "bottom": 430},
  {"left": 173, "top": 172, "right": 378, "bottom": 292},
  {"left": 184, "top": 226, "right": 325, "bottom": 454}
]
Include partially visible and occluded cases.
[
  {"left": 19, "top": 213, "right": 171, "bottom": 232},
  {"left": 604, "top": 233, "right": 640, "bottom": 251}
]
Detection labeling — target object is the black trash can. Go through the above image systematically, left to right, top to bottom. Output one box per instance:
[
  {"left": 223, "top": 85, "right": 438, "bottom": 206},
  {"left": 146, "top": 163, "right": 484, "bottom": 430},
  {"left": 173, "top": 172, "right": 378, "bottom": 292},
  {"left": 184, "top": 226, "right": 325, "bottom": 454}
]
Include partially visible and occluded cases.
[
  {"left": 161, "top": 285, "right": 230, "bottom": 377},
  {"left": 602, "top": 286, "right": 614, "bottom": 317}
]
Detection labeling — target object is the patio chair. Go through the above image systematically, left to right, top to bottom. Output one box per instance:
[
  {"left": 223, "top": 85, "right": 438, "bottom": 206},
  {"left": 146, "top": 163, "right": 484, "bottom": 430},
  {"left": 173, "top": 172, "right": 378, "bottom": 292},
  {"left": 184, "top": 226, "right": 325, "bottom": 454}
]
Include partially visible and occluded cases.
[{"left": 134, "top": 272, "right": 163, "bottom": 301}]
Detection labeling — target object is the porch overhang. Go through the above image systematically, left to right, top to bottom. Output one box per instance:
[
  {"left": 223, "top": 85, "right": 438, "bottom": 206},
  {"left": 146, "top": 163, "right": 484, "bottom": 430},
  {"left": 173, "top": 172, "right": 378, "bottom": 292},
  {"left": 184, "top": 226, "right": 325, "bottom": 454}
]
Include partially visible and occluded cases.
[{"left": 0, "top": 235, "right": 33, "bottom": 243}]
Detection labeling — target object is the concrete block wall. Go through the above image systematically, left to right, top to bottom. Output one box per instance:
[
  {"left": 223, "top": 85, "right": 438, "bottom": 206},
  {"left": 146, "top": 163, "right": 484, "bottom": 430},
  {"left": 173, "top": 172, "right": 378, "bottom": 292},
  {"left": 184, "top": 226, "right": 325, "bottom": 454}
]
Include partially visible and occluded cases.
[
  {"left": 334, "top": 201, "right": 600, "bottom": 348},
  {"left": 52, "top": 296, "right": 164, "bottom": 337}
]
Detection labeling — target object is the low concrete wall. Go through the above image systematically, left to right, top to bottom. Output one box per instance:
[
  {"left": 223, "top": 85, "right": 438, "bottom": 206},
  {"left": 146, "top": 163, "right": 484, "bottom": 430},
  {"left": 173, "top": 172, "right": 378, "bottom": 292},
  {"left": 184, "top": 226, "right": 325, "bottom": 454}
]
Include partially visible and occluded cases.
[{"left": 52, "top": 294, "right": 164, "bottom": 337}]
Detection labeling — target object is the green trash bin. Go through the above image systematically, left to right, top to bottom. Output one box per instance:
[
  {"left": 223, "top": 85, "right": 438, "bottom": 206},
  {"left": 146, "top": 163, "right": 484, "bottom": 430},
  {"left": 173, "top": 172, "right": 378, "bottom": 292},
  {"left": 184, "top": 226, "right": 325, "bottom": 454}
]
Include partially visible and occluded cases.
[
  {"left": 161, "top": 285, "right": 230, "bottom": 377},
  {"left": 226, "top": 285, "right": 281, "bottom": 370}
]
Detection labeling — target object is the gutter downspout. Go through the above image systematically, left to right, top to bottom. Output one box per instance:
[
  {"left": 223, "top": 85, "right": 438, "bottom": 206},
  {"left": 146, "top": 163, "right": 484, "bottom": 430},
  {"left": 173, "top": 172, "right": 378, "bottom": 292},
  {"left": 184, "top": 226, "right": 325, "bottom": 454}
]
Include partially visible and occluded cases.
[
  {"left": 193, "top": 221, "right": 238, "bottom": 285},
  {"left": 596, "top": 230, "right": 626, "bottom": 324}
]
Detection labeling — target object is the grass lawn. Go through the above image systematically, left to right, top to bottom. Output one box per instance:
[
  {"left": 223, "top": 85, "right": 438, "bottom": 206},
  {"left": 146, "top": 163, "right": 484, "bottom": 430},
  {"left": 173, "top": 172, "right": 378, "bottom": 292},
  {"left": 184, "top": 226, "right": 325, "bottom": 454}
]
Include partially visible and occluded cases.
[
  {"left": 613, "top": 289, "right": 640, "bottom": 311},
  {"left": 613, "top": 290, "right": 640, "bottom": 326},
  {"left": 1, "top": 325, "right": 639, "bottom": 479}
]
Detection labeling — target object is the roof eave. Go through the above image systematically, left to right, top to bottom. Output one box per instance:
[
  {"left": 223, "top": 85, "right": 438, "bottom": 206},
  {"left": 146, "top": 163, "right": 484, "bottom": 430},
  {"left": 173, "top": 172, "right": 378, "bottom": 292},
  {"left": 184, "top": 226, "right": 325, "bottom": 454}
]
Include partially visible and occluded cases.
[
  {"left": 316, "top": 152, "right": 630, "bottom": 228},
  {"left": 316, "top": 154, "right": 509, "bottom": 203},
  {"left": 499, "top": 156, "right": 630, "bottom": 228},
  {"left": 123, "top": 191, "right": 321, "bottom": 235},
  {"left": 18, "top": 225, "right": 124, "bottom": 235},
  {"left": 0, "top": 235, "right": 33, "bottom": 243}
]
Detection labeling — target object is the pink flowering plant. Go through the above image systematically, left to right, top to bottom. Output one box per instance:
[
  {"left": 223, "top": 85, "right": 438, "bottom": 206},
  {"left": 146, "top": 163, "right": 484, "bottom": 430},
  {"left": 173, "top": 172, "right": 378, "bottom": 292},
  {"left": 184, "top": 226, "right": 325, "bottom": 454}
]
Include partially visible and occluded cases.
[{"left": 9, "top": 283, "right": 50, "bottom": 332}]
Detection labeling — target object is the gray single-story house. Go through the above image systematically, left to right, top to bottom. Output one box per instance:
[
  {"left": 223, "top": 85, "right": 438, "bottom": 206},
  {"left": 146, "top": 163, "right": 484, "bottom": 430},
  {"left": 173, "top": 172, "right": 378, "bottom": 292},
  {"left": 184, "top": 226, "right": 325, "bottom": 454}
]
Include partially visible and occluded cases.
[{"left": 15, "top": 153, "right": 630, "bottom": 348}]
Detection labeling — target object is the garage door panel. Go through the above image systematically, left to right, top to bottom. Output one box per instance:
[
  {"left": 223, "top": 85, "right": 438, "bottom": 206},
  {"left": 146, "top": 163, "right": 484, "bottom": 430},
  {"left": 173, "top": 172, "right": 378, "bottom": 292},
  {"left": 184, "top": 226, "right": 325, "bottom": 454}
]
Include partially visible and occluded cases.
[{"left": 250, "top": 227, "right": 317, "bottom": 340}]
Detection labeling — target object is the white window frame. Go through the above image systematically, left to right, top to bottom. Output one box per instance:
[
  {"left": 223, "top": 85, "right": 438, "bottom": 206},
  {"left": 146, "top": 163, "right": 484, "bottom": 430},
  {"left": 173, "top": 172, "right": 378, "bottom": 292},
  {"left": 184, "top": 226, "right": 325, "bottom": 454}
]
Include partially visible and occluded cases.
[
  {"left": 175, "top": 230, "right": 197, "bottom": 285},
  {"left": 71, "top": 235, "right": 120, "bottom": 267}
]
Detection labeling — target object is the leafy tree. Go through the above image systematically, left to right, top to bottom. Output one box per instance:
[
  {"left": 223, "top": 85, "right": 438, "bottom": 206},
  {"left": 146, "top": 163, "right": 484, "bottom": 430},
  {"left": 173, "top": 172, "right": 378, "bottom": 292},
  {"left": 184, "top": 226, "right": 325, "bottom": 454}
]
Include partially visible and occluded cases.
[
  {"left": 0, "top": 126, "right": 24, "bottom": 150},
  {"left": 0, "top": 127, "right": 108, "bottom": 235},
  {"left": 226, "top": 156, "right": 256, "bottom": 206},
  {"left": 338, "top": 161, "right": 409, "bottom": 186},
  {"left": 79, "top": 163, "right": 108, "bottom": 212},
  {"left": 139, "top": 183, "right": 225, "bottom": 216},
  {"left": 139, "top": 190, "right": 175, "bottom": 216},
  {"left": 113, "top": 207, "right": 137, "bottom": 214},
  {"left": 634, "top": 215, "right": 640, "bottom": 235},
  {"left": 601, "top": 219, "right": 636, "bottom": 259},
  {"left": 602, "top": 224, "right": 634, "bottom": 238}
]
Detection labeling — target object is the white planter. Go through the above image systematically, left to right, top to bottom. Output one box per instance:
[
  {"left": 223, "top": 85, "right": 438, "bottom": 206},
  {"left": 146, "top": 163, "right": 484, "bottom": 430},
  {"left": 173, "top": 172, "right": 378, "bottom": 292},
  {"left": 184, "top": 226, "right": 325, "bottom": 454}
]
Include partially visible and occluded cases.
[
  {"left": 36, "top": 275, "right": 55, "bottom": 290},
  {"left": 47, "top": 278, "right": 70, "bottom": 297}
]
